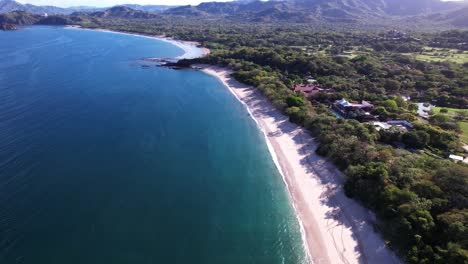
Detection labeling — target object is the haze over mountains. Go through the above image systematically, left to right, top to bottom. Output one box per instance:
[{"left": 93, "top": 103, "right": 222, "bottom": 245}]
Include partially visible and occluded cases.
[
  {"left": 0, "top": 0, "right": 467, "bottom": 27},
  {"left": 0, "top": 0, "right": 174, "bottom": 14},
  {"left": 167, "top": 0, "right": 467, "bottom": 22}
]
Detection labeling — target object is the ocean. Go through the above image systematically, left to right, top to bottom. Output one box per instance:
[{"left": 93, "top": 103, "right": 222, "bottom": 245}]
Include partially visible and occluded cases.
[{"left": 0, "top": 26, "right": 307, "bottom": 264}]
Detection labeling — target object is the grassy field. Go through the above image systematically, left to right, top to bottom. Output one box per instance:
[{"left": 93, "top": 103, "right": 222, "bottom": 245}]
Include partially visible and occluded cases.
[
  {"left": 294, "top": 45, "right": 374, "bottom": 59},
  {"left": 341, "top": 46, "right": 374, "bottom": 59},
  {"left": 404, "top": 47, "right": 468, "bottom": 64},
  {"left": 432, "top": 107, "right": 468, "bottom": 144},
  {"left": 433, "top": 107, "right": 468, "bottom": 116},
  {"left": 459, "top": 122, "right": 468, "bottom": 144}
]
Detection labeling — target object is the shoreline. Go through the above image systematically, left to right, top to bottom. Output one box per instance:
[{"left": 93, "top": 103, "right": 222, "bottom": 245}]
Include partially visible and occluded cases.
[
  {"left": 65, "top": 25, "right": 210, "bottom": 59},
  {"left": 63, "top": 26, "right": 399, "bottom": 263},
  {"left": 198, "top": 64, "right": 402, "bottom": 264}
]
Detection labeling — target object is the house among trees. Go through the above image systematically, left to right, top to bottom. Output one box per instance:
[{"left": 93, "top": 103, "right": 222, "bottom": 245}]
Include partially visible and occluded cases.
[
  {"left": 305, "top": 75, "right": 318, "bottom": 84},
  {"left": 292, "top": 84, "right": 322, "bottom": 98},
  {"left": 333, "top": 98, "right": 375, "bottom": 121},
  {"left": 334, "top": 98, "right": 374, "bottom": 112},
  {"left": 372, "top": 120, "right": 414, "bottom": 132},
  {"left": 386, "top": 120, "right": 414, "bottom": 130},
  {"left": 372, "top": 122, "right": 392, "bottom": 131}
]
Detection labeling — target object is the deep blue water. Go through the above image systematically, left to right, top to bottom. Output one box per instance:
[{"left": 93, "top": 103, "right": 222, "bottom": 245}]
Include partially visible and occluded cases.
[{"left": 0, "top": 26, "right": 307, "bottom": 264}]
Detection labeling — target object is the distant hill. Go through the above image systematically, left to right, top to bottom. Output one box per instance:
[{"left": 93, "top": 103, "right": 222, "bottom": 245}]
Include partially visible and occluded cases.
[
  {"left": 0, "top": 0, "right": 175, "bottom": 15},
  {"left": 0, "top": 0, "right": 77, "bottom": 14},
  {"left": 0, "top": 0, "right": 94, "bottom": 14},
  {"left": 0, "top": 0, "right": 23, "bottom": 13},
  {"left": 1, "top": 0, "right": 467, "bottom": 28},
  {"left": 164, "top": 0, "right": 466, "bottom": 22},
  {"left": 374, "top": 0, "right": 460, "bottom": 16},
  {"left": 121, "top": 4, "right": 176, "bottom": 13},
  {"left": 427, "top": 5, "right": 468, "bottom": 27},
  {"left": 0, "top": 6, "right": 161, "bottom": 24},
  {"left": 84, "top": 6, "right": 159, "bottom": 19},
  {"left": 0, "top": 10, "right": 81, "bottom": 25},
  {"left": 0, "top": 10, "right": 40, "bottom": 24}
]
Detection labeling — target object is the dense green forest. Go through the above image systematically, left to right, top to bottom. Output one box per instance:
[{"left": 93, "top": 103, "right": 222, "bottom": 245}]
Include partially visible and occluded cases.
[{"left": 75, "top": 17, "right": 468, "bottom": 264}]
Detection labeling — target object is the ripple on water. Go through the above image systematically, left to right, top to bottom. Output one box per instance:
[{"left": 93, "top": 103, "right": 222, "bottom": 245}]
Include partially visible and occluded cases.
[{"left": 0, "top": 26, "right": 308, "bottom": 264}]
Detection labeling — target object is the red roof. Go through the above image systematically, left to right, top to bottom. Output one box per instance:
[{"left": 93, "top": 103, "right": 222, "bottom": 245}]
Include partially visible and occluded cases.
[{"left": 293, "top": 84, "right": 321, "bottom": 93}]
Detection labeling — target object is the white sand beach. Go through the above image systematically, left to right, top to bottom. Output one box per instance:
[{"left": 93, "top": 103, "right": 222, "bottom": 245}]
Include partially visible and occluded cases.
[
  {"left": 158, "top": 38, "right": 210, "bottom": 59},
  {"left": 198, "top": 65, "right": 402, "bottom": 264}
]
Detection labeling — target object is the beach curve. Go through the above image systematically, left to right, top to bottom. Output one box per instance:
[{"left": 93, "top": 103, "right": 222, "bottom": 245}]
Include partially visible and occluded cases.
[
  {"left": 65, "top": 26, "right": 400, "bottom": 263},
  {"left": 198, "top": 64, "right": 402, "bottom": 264}
]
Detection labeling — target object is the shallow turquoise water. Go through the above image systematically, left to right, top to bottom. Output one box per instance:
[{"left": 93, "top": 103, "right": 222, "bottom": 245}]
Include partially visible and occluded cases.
[{"left": 0, "top": 26, "right": 307, "bottom": 264}]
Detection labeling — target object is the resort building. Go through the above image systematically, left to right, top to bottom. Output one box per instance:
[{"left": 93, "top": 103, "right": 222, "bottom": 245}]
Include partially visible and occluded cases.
[
  {"left": 292, "top": 84, "right": 322, "bottom": 98},
  {"left": 333, "top": 98, "right": 375, "bottom": 121},
  {"left": 334, "top": 98, "right": 374, "bottom": 112},
  {"left": 372, "top": 120, "right": 415, "bottom": 132},
  {"left": 386, "top": 120, "right": 414, "bottom": 130},
  {"left": 372, "top": 122, "right": 392, "bottom": 131}
]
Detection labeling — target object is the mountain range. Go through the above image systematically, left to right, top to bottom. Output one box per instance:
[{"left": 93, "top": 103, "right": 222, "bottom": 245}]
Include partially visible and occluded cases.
[
  {"left": 0, "top": 0, "right": 174, "bottom": 15},
  {"left": 0, "top": 0, "right": 76, "bottom": 14},
  {"left": 1, "top": 0, "right": 467, "bottom": 27},
  {"left": 166, "top": 0, "right": 467, "bottom": 22},
  {"left": 72, "top": 6, "right": 159, "bottom": 19}
]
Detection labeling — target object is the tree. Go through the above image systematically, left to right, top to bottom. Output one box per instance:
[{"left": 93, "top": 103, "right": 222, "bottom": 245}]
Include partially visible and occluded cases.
[
  {"left": 441, "top": 69, "right": 456, "bottom": 79},
  {"left": 384, "top": 79, "right": 401, "bottom": 92},
  {"left": 286, "top": 95, "right": 305, "bottom": 108},
  {"left": 395, "top": 97, "right": 408, "bottom": 108},
  {"left": 383, "top": 99, "right": 399, "bottom": 112},
  {"left": 409, "top": 103, "right": 419, "bottom": 112},
  {"left": 285, "top": 106, "right": 308, "bottom": 125},
  {"left": 373, "top": 106, "right": 390, "bottom": 119},
  {"left": 431, "top": 114, "right": 451, "bottom": 124},
  {"left": 402, "top": 130, "right": 430, "bottom": 149},
  {"left": 344, "top": 162, "right": 389, "bottom": 208},
  {"left": 434, "top": 165, "right": 468, "bottom": 209},
  {"left": 411, "top": 180, "right": 443, "bottom": 199},
  {"left": 437, "top": 209, "right": 468, "bottom": 246}
]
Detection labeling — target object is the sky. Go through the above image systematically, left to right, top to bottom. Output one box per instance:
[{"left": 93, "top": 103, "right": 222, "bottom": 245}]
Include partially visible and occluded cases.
[
  {"left": 15, "top": 0, "right": 465, "bottom": 8},
  {"left": 16, "top": 0, "right": 233, "bottom": 7}
]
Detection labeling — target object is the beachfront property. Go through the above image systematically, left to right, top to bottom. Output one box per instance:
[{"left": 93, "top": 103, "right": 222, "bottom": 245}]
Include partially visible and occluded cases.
[{"left": 333, "top": 98, "right": 375, "bottom": 121}]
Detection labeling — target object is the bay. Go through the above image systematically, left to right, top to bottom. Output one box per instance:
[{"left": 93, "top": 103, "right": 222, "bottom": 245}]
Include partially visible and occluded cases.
[{"left": 0, "top": 26, "right": 307, "bottom": 264}]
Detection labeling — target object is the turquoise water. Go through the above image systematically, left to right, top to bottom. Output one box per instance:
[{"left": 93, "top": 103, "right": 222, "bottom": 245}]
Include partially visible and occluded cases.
[{"left": 0, "top": 26, "right": 307, "bottom": 263}]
